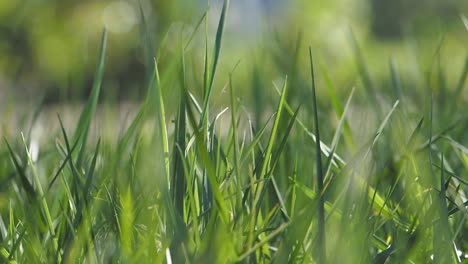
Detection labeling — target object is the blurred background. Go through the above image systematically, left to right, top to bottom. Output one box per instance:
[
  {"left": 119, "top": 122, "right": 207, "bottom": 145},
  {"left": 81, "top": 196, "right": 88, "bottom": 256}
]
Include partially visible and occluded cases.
[{"left": 0, "top": 0, "right": 466, "bottom": 107}]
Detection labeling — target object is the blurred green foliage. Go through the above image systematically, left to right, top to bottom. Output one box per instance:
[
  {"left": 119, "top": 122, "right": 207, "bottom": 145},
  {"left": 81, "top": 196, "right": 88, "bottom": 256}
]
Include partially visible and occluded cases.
[{"left": 0, "top": 0, "right": 466, "bottom": 102}]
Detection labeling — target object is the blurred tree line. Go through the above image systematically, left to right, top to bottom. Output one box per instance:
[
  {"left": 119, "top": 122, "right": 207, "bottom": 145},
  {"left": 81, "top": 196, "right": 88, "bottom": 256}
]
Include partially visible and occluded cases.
[{"left": 0, "top": 0, "right": 466, "bottom": 103}]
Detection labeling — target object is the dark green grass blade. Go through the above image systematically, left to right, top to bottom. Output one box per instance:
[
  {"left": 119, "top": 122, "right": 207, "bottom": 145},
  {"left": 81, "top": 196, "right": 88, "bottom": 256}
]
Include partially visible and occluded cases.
[
  {"left": 200, "top": 0, "right": 229, "bottom": 123},
  {"left": 73, "top": 30, "right": 107, "bottom": 167},
  {"left": 309, "top": 47, "right": 325, "bottom": 263},
  {"left": 172, "top": 52, "right": 188, "bottom": 217},
  {"left": 273, "top": 83, "right": 346, "bottom": 167},
  {"left": 268, "top": 105, "right": 301, "bottom": 221},
  {"left": 270, "top": 105, "right": 301, "bottom": 175},
  {"left": 239, "top": 114, "right": 274, "bottom": 166},
  {"left": 57, "top": 115, "right": 83, "bottom": 192},
  {"left": 47, "top": 127, "right": 80, "bottom": 191},
  {"left": 3, "top": 138, "right": 36, "bottom": 198},
  {"left": 174, "top": 145, "right": 201, "bottom": 245},
  {"left": 433, "top": 154, "right": 454, "bottom": 262}
]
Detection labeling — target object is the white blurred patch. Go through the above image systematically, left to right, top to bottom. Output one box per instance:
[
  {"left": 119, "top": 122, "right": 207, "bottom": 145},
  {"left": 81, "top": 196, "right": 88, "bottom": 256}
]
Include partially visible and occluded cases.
[
  {"left": 102, "top": 1, "right": 138, "bottom": 34},
  {"left": 462, "top": 15, "right": 468, "bottom": 31},
  {"left": 29, "top": 138, "right": 39, "bottom": 163},
  {"left": 165, "top": 248, "right": 172, "bottom": 264}
]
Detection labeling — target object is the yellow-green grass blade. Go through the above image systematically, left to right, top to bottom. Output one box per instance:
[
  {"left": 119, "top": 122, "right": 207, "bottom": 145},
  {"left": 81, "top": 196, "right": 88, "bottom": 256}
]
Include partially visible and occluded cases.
[{"left": 20, "top": 133, "right": 59, "bottom": 255}]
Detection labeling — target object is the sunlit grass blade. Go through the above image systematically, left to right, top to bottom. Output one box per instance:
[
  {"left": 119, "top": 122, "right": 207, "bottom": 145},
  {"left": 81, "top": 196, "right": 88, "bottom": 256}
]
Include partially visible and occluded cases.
[
  {"left": 246, "top": 76, "right": 288, "bottom": 253},
  {"left": 256, "top": 77, "right": 288, "bottom": 188},
  {"left": 323, "top": 88, "right": 355, "bottom": 190},
  {"left": 269, "top": 105, "right": 301, "bottom": 176},
  {"left": 20, "top": 133, "right": 59, "bottom": 256},
  {"left": 237, "top": 222, "right": 289, "bottom": 262}
]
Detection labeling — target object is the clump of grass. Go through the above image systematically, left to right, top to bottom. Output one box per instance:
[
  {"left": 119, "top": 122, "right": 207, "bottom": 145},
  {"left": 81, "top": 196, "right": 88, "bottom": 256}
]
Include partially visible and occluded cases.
[{"left": 1, "top": 1, "right": 467, "bottom": 263}]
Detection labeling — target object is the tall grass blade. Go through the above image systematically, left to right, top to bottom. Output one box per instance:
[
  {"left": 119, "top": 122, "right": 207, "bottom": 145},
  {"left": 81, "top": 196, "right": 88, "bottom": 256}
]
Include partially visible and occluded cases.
[
  {"left": 200, "top": 0, "right": 230, "bottom": 123},
  {"left": 73, "top": 30, "right": 107, "bottom": 167},
  {"left": 309, "top": 47, "right": 326, "bottom": 263},
  {"left": 172, "top": 52, "right": 188, "bottom": 217},
  {"left": 185, "top": 91, "right": 229, "bottom": 224},
  {"left": 20, "top": 133, "right": 59, "bottom": 255}
]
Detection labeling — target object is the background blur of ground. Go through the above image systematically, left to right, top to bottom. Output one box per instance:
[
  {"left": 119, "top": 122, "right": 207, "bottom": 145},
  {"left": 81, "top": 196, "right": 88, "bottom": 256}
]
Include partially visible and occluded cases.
[{"left": 0, "top": 0, "right": 467, "bottom": 138}]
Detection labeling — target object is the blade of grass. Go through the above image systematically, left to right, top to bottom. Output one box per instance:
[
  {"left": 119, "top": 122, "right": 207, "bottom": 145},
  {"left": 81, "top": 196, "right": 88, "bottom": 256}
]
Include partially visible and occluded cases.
[
  {"left": 200, "top": 0, "right": 230, "bottom": 124},
  {"left": 73, "top": 29, "right": 107, "bottom": 168},
  {"left": 309, "top": 47, "right": 326, "bottom": 263},
  {"left": 172, "top": 51, "right": 188, "bottom": 216},
  {"left": 229, "top": 71, "right": 242, "bottom": 210},
  {"left": 247, "top": 76, "right": 287, "bottom": 252},
  {"left": 273, "top": 84, "right": 346, "bottom": 167},
  {"left": 323, "top": 88, "right": 355, "bottom": 185},
  {"left": 185, "top": 89, "right": 229, "bottom": 224},
  {"left": 20, "top": 133, "right": 59, "bottom": 255},
  {"left": 4, "top": 138, "right": 35, "bottom": 199},
  {"left": 237, "top": 222, "right": 290, "bottom": 262}
]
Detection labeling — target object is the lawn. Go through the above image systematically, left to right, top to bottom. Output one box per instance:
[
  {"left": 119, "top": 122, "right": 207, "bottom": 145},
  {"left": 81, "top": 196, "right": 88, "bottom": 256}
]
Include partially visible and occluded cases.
[{"left": 1, "top": 1, "right": 467, "bottom": 263}]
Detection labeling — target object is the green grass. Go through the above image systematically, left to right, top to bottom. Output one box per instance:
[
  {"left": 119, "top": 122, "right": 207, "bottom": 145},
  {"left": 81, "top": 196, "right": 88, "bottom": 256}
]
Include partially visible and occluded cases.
[{"left": 1, "top": 2, "right": 468, "bottom": 263}]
